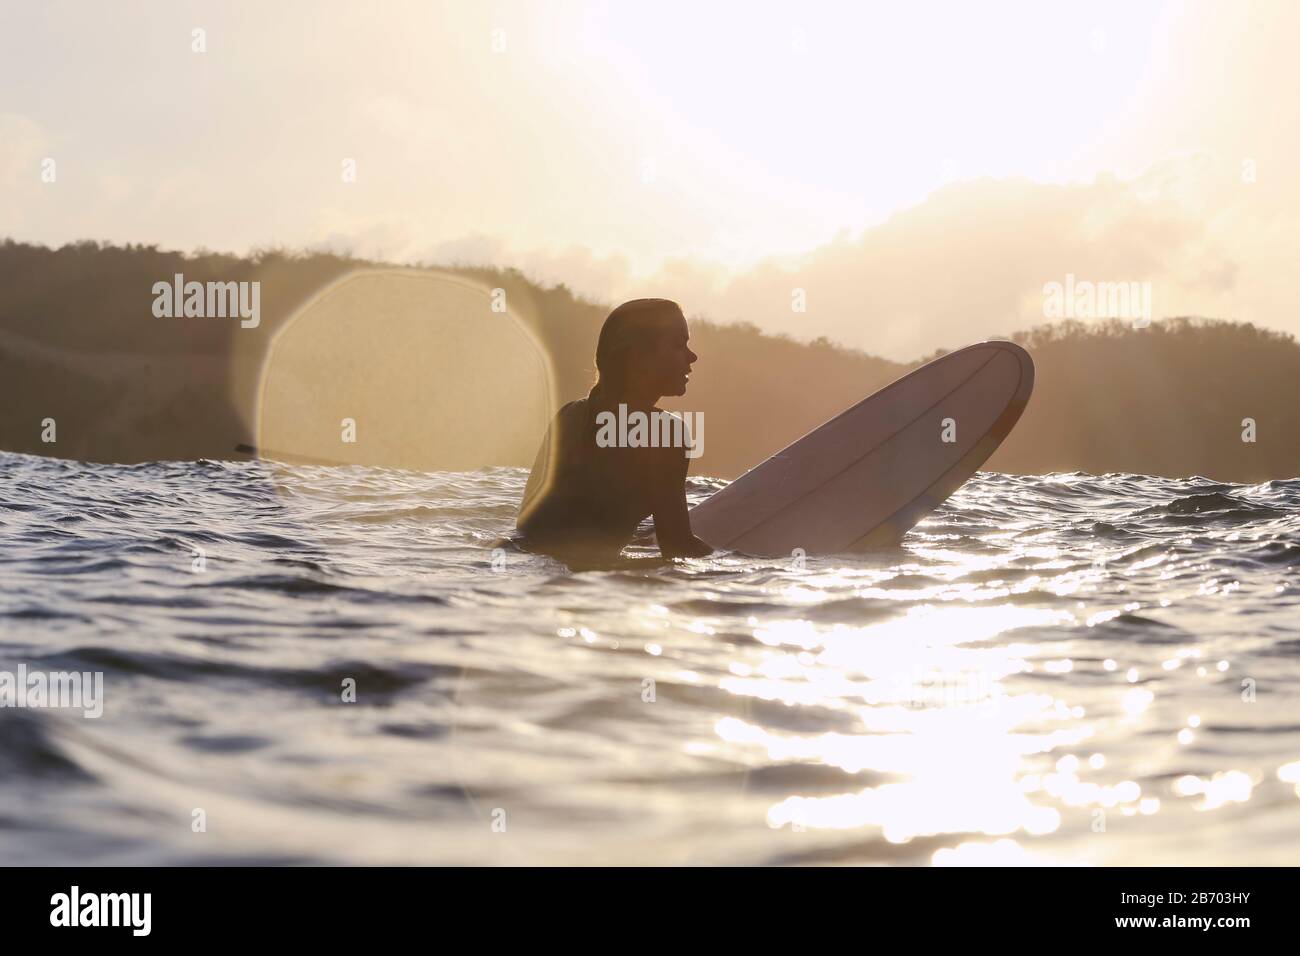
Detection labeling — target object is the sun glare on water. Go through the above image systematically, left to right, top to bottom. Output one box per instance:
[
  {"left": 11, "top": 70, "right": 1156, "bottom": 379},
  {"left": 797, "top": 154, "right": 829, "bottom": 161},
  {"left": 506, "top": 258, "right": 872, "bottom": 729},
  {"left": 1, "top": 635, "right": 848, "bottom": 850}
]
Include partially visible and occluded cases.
[{"left": 666, "top": 526, "right": 1248, "bottom": 866}]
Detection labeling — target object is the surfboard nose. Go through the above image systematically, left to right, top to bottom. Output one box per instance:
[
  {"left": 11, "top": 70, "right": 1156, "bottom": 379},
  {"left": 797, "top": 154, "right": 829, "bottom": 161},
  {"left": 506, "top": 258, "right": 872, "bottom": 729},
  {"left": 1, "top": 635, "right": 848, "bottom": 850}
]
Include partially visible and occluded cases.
[
  {"left": 690, "top": 338, "right": 1038, "bottom": 555},
  {"left": 981, "top": 340, "right": 1035, "bottom": 399}
]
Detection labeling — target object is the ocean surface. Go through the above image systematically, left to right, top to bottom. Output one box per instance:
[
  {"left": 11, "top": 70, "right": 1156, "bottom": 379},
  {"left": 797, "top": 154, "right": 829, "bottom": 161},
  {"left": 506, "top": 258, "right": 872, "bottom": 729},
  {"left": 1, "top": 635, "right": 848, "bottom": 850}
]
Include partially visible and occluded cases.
[{"left": 0, "top": 449, "right": 1297, "bottom": 865}]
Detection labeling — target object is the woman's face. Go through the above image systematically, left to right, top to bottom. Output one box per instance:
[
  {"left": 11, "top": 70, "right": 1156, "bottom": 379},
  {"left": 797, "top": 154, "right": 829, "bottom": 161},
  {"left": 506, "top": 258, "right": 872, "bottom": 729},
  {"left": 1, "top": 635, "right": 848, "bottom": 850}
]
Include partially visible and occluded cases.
[{"left": 644, "top": 314, "right": 698, "bottom": 398}]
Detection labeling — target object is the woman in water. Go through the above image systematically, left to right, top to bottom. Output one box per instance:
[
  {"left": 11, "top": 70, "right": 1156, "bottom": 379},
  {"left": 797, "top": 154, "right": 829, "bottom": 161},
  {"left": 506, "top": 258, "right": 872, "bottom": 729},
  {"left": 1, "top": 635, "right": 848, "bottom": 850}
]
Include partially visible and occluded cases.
[{"left": 517, "top": 298, "right": 713, "bottom": 563}]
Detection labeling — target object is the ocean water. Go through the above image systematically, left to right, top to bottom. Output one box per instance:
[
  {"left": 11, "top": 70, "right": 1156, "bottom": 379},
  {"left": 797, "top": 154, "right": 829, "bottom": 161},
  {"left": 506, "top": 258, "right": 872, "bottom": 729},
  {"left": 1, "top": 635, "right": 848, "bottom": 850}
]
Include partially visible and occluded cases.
[{"left": 0, "top": 449, "right": 1297, "bottom": 866}]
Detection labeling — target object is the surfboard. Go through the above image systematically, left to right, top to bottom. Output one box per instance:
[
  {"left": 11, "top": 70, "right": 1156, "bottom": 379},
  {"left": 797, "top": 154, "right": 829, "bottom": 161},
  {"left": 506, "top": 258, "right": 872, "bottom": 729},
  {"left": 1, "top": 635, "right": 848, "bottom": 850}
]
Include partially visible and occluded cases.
[{"left": 688, "top": 340, "right": 1034, "bottom": 556}]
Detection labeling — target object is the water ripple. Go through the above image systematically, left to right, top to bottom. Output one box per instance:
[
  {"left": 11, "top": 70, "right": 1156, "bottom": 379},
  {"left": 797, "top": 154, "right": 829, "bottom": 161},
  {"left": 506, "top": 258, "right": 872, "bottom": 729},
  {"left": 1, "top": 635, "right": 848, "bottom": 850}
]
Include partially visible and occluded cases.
[{"left": 0, "top": 450, "right": 1297, "bottom": 864}]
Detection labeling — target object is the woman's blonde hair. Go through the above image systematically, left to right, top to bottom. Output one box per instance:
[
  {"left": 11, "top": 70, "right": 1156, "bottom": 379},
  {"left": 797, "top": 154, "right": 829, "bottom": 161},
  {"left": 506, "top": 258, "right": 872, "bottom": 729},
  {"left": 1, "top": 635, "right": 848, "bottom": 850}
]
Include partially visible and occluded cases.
[{"left": 593, "top": 298, "right": 685, "bottom": 390}]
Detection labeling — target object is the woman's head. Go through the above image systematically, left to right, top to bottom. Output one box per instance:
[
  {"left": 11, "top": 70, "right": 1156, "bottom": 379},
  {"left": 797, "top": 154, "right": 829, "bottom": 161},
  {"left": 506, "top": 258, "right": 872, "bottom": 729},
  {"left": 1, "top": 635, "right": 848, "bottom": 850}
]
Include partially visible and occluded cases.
[{"left": 594, "top": 298, "right": 697, "bottom": 400}]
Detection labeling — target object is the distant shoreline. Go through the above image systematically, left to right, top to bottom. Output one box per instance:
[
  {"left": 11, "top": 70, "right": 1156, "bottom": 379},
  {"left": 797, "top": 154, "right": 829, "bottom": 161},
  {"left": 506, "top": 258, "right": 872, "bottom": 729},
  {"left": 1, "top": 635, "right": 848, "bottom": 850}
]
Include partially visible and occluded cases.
[{"left": 1, "top": 239, "right": 1296, "bottom": 482}]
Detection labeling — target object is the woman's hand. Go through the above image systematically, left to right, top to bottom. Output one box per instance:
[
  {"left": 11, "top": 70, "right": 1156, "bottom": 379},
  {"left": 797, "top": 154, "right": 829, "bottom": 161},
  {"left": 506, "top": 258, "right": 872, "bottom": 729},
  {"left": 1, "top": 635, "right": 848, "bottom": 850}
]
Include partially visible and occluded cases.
[{"left": 661, "top": 533, "right": 714, "bottom": 559}]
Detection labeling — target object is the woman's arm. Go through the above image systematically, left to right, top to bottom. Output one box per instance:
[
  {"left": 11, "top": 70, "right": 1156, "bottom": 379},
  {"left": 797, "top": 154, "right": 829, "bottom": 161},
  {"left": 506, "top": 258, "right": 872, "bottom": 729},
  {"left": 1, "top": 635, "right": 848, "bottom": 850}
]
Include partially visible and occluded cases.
[{"left": 651, "top": 447, "right": 713, "bottom": 558}]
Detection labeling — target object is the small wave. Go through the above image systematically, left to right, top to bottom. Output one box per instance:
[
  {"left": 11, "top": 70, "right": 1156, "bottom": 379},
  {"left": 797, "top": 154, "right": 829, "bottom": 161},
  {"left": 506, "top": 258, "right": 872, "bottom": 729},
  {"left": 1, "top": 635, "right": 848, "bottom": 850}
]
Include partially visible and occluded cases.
[
  {"left": 1136, "top": 491, "right": 1284, "bottom": 522},
  {"left": 0, "top": 711, "right": 94, "bottom": 781}
]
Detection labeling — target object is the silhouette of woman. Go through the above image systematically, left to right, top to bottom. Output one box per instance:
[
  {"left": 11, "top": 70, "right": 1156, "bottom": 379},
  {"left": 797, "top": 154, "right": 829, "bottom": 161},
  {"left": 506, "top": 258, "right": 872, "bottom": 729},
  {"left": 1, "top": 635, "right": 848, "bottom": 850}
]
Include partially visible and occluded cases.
[{"left": 516, "top": 298, "right": 713, "bottom": 562}]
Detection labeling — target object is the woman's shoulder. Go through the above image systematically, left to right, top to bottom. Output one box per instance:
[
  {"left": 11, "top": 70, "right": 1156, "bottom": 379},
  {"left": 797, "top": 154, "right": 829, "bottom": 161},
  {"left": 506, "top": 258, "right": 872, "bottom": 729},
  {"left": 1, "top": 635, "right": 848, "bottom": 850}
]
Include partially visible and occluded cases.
[
  {"left": 553, "top": 397, "right": 592, "bottom": 431},
  {"left": 546, "top": 398, "right": 595, "bottom": 451}
]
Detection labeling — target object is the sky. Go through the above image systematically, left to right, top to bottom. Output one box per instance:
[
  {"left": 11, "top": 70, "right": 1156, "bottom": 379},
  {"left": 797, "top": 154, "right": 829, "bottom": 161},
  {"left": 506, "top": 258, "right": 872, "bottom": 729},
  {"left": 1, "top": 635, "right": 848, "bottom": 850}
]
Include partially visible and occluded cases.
[{"left": 2, "top": 0, "right": 1298, "bottom": 359}]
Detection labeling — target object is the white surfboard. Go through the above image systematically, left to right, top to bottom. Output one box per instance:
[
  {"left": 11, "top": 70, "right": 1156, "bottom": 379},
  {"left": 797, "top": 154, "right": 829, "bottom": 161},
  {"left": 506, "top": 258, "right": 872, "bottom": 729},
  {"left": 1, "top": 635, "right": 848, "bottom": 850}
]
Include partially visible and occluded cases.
[{"left": 689, "top": 340, "right": 1034, "bottom": 556}]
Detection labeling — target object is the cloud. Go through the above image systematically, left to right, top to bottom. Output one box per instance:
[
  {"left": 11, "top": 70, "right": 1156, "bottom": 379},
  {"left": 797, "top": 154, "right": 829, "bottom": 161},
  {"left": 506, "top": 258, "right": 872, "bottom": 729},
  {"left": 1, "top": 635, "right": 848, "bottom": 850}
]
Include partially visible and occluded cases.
[
  {"left": 0, "top": 113, "right": 53, "bottom": 234},
  {"left": 0, "top": 113, "right": 49, "bottom": 185},
  {"left": 405, "top": 158, "right": 1266, "bottom": 360},
  {"left": 689, "top": 170, "right": 1240, "bottom": 359}
]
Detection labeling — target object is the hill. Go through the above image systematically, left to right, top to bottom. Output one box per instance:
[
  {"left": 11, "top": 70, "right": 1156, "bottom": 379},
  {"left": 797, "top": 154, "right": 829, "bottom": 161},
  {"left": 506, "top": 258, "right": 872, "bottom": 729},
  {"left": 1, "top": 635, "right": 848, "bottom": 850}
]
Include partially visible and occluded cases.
[{"left": 0, "top": 239, "right": 1296, "bottom": 482}]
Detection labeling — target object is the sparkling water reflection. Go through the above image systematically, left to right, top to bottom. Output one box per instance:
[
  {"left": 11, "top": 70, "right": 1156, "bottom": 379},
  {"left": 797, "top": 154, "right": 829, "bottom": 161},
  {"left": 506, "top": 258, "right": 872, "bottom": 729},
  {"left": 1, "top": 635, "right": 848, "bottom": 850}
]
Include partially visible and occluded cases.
[{"left": 0, "top": 452, "right": 1296, "bottom": 864}]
